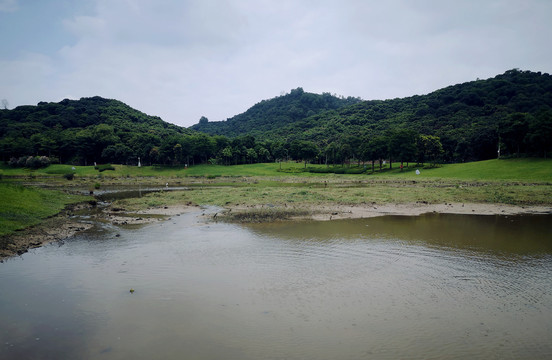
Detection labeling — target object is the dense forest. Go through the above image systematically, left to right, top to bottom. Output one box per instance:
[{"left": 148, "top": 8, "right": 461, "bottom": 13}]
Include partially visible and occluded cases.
[
  {"left": 1, "top": 69, "right": 551, "bottom": 169},
  {"left": 192, "top": 69, "right": 552, "bottom": 162},
  {"left": 190, "top": 87, "right": 362, "bottom": 138},
  {"left": 0, "top": 97, "right": 195, "bottom": 166}
]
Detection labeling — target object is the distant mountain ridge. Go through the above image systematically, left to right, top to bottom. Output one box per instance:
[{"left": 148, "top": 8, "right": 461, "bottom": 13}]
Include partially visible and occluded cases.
[
  {"left": 1, "top": 69, "right": 550, "bottom": 166},
  {"left": 191, "top": 69, "right": 552, "bottom": 161},
  {"left": 190, "top": 87, "right": 362, "bottom": 137}
]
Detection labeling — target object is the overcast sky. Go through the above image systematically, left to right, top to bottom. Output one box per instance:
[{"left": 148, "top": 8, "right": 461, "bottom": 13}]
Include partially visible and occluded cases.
[{"left": 1, "top": 0, "right": 551, "bottom": 127}]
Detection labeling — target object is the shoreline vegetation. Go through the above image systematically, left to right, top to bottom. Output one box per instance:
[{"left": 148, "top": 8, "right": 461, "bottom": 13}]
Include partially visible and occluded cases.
[{"left": 1, "top": 159, "right": 551, "bottom": 259}]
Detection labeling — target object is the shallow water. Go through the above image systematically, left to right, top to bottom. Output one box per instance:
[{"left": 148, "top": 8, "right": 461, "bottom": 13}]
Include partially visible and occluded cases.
[{"left": 1, "top": 212, "right": 551, "bottom": 359}]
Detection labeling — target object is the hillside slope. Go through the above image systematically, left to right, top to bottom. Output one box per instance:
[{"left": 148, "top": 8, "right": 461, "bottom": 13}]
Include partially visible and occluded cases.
[
  {"left": 205, "top": 69, "right": 552, "bottom": 161},
  {"left": 190, "top": 87, "right": 361, "bottom": 137},
  {"left": 0, "top": 96, "right": 193, "bottom": 165}
]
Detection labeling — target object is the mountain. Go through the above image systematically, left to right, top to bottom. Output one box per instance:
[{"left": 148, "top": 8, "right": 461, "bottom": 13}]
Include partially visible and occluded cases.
[
  {"left": 192, "top": 69, "right": 552, "bottom": 161},
  {"left": 1, "top": 70, "right": 551, "bottom": 168},
  {"left": 189, "top": 87, "right": 362, "bottom": 137},
  {"left": 0, "top": 96, "right": 193, "bottom": 165}
]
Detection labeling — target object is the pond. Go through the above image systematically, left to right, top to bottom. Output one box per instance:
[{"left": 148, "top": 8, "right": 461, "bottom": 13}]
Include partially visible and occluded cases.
[{"left": 1, "top": 211, "right": 551, "bottom": 359}]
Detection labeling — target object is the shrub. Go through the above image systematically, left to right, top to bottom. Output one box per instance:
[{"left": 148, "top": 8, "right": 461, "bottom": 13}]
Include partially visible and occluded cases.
[
  {"left": 8, "top": 155, "right": 51, "bottom": 169},
  {"left": 26, "top": 156, "right": 51, "bottom": 169},
  {"left": 95, "top": 164, "right": 115, "bottom": 172},
  {"left": 307, "top": 166, "right": 366, "bottom": 174},
  {"left": 277, "top": 167, "right": 306, "bottom": 173},
  {"left": 307, "top": 167, "right": 334, "bottom": 173},
  {"left": 63, "top": 173, "right": 74, "bottom": 180}
]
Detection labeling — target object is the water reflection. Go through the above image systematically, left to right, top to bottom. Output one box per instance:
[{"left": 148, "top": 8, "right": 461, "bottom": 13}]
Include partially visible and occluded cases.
[
  {"left": 1, "top": 212, "right": 552, "bottom": 359},
  {"left": 247, "top": 213, "right": 552, "bottom": 256}
]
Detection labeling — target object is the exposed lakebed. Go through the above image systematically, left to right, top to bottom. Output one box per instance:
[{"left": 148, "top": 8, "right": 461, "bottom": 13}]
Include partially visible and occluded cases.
[{"left": 1, "top": 211, "right": 551, "bottom": 359}]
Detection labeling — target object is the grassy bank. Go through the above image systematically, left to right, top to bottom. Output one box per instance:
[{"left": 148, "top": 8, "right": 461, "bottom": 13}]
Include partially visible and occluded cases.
[
  {"left": 1, "top": 158, "right": 550, "bottom": 234},
  {"left": 2, "top": 158, "right": 550, "bottom": 182},
  {"left": 400, "top": 158, "right": 552, "bottom": 182},
  {"left": 113, "top": 177, "right": 552, "bottom": 213},
  {"left": 0, "top": 183, "right": 89, "bottom": 237}
]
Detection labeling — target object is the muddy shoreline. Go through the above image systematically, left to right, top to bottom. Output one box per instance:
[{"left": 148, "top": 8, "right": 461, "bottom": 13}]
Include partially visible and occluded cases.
[{"left": 2, "top": 199, "right": 551, "bottom": 260}]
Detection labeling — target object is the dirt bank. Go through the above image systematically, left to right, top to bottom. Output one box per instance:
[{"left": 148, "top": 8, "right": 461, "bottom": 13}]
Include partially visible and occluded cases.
[
  {"left": 2, "top": 201, "right": 550, "bottom": 260},
  {"left": 217, "top": 202, "right": 552, "bottom": 222},
  {"left": 308, "top": 202, "right": 552, "bottom": 221},
  {"left": 0, "top": 203, "right": 200, "bottom": 260},
  {"left": 0, "top": 215, "right": 93, "bottom": 260}
]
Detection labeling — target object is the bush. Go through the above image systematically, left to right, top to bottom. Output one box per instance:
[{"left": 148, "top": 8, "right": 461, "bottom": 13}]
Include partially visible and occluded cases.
[
  {"left": 8, "top": 156, "right": 51, "bottom": 169},
  {"left": 26, "top": 156, "right": 51, "bottom": 169},
  {"left": 95, "top": 164, "right": 115, "bottom": 172},
  {"left": 307, "top": 166, "right": 366, "bottom": 174},
  {"left": 277, "top": 167, "right": 306, "bottom": 173},
  {"left": 307, "top": 167, "right": 334, "bottom": 173},
  {"left": 343, "top": 168, "right": 366, "bottom": 174},
  {"left": 63, "top": 173, "right": 74, "bottom": 180}
]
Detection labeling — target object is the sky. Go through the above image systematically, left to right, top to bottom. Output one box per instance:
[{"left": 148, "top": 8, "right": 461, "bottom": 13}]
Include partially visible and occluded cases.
[{"left": 1, "top": 0, "right": 551, "bottom": 128}]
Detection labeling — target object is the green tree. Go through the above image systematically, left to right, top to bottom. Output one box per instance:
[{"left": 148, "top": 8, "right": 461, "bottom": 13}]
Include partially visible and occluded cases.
[
  {"left": 525, "top": 110, "right": 552, "bottom": 158},
  {"left": 499, "top": 113, "right": 529, "bottom": 157},
  {"left": 92, "top": 124, "right": 119, "bottom": 153},
  {"left": 75, "top": 128, "right": 96, "bottom": 165},
  {"left": 388, "top": 129, "right": 417, "bottom": 169},
  {"left": 30, "top": 133, "right": 57, "bottom": 157},
  {"left": 361, "top": 135, "right": 388, "bottom": 171},
  {"left": 417, "top": 135, "right": 444, "bottom": 166},
  {"left": 297, "top": 141, "right": 319, "bottom": 168},
  {"left": 173, "top": 143, "right": 183, "bottom": 164},
  {"left": 101, "top": 144, "right": 134, "bottom": 164},
  {"left": 221, "top": 146, "right": 233, "bottom": 165},
  {"left": 255, "top": 146, "right": 270, "bottom": 163},
  {"left": 149, "top": 147, "right": 160, "bottom": 164},
  {"left": 246, "top": 148, "right": 258, "bottom": 164}
]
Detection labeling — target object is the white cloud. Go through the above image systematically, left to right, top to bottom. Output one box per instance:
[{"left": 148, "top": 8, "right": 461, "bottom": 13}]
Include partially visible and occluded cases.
[{"left": 1, "top": 0, "right": 552, "bottom": 126}]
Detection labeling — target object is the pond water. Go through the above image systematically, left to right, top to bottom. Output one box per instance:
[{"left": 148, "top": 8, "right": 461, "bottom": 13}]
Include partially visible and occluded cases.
[{"left": 1, "top": 212, "right": 551, "bottom": 359}]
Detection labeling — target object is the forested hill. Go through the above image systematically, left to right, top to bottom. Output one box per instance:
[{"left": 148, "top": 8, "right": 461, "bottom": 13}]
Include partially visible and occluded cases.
[
  {"left": 214, "top": 69, "right": 552, "bottom": 162},
  {"left": 1, "top": 70, "right": 551, "bottom": 168},
  {"left": 189, "top": 87, "right": 362, "bottom": 137},
  {"left": 0, "top": 96, "right": 193, "bottom": 165}
]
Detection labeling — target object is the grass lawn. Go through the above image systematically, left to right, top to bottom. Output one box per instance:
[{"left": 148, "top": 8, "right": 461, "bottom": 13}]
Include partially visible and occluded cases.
[
  {"left": 1, "top": 158, "right": 550, "bottom": 183},
  {"left": 399, "top": 158, "right": 552, "bottom": 182},
  {"left": 0, "top": 182, "right": 89, "bottom": 236}
]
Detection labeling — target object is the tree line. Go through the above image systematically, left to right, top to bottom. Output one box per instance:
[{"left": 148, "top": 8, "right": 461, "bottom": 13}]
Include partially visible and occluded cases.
[{"left": 1, "top": 106, "right": 444, "bottom": 168}]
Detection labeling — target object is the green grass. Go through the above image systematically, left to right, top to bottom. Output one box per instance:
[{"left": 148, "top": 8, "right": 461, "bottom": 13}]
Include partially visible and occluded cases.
[
  {"left": 1, "top": 158, "right": 551, "bottom": 183},
  {"left": 310, "top": 158, "right": 552, "bottom": 182},
  {"left": 408, "top": 158, "right": 552, "bottom": 182},
  {"left": 115, "top": 179, "right": 552, "bottom": 211},
  {"left": 0, "top": 182, "right": 89, "bottom": 236}
]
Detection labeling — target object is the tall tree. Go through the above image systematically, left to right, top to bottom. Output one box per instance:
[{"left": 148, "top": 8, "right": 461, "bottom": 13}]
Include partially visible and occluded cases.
[{"left": 388, "top": 129, "right": 417, "bottom": 169}]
